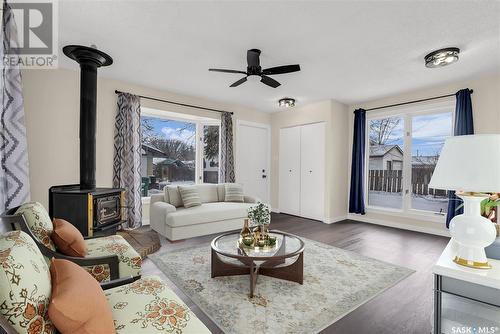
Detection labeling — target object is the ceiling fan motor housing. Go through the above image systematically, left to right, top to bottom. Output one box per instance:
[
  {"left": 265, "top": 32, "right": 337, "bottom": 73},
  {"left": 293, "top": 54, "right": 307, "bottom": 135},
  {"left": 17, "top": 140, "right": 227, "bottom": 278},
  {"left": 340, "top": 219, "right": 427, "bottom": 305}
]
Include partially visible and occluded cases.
[{"left": 247, "top": 49, "right": 262, "bottom": 75}]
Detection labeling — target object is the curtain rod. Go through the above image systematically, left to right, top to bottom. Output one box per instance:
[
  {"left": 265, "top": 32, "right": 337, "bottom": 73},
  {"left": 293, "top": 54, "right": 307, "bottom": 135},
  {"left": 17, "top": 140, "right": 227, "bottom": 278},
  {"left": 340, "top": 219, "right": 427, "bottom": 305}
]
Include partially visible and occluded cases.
[
  {"left": 364, "top": 89, "right": 473, "bottom": 112},
  {"left": 114, "top": 90, "right": 233, "bottom": 115}
]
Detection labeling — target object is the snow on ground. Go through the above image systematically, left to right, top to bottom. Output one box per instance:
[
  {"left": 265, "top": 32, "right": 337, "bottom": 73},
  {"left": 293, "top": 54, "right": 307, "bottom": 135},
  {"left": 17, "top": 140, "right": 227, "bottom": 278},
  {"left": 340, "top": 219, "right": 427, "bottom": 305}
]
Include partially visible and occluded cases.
[{"left": 368, "top": 191, "right": 447, "bottom": 213}]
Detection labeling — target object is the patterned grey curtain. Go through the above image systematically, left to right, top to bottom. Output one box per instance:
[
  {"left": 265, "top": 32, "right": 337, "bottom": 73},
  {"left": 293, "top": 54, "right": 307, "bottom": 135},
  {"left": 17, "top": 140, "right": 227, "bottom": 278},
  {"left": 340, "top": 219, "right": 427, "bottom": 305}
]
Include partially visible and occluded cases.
[
  {"left": 0, "top": 2, "right": 30, "bottom": 212},
  {"left": 113, "top": 93, "right": 142, "bottom": 229},
  {"left": 220, "top": 111, "right": 235, "bottom": 182}
]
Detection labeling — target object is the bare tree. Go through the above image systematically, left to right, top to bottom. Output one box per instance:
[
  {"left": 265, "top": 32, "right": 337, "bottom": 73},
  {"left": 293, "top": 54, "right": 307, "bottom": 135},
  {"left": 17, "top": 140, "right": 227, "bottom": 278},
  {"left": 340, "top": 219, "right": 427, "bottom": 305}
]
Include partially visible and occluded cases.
[
  {"left": 141, "top": 117, "right": 196, "bottom": 145},
  {"left": 141, "top": 117, "right": 155, "bottom": 139},
  {"left": 369, "top": 117, "right": 401, "bottom": 145},
  {"left": 145, "top": 136, "right": 195, "bottom": 161}
]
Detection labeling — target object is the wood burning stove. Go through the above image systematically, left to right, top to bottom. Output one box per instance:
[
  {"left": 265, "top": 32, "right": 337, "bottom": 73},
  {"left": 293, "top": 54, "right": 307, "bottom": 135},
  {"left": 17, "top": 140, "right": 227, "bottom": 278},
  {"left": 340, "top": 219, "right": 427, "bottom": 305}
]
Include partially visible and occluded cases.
[
  {"left": 49, "top": 45, "right": 125, "bottom": 237},
  {"left": 49, "top": 185, "right": 124, "bottom": 237}
]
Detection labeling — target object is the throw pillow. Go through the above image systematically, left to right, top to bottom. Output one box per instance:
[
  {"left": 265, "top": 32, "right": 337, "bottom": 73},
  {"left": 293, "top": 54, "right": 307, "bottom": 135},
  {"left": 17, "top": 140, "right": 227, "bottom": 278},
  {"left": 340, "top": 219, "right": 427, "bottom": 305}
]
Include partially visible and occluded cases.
[
  {"left": 224, "top": 183, "right": 244, "bottom": 202},
  {"left": 166, "top": 185, "right": 184, "bottom": 207},
  {"left": 178, "top": 185, "right": 202, "bottom": 208},
  {"left": 51, "top": 218, "right": 87, "bottom": 257},
  {"left": 48, "top": 259, "right": 115, "bottom": 334}
]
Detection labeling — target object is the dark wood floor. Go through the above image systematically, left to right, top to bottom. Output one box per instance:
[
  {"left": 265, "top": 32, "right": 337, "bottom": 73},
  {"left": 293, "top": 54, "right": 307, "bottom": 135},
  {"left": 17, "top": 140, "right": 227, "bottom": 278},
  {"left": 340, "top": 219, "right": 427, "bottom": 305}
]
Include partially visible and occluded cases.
[{"left": 142, "top": 213, "right": 449, "bottom": 334}]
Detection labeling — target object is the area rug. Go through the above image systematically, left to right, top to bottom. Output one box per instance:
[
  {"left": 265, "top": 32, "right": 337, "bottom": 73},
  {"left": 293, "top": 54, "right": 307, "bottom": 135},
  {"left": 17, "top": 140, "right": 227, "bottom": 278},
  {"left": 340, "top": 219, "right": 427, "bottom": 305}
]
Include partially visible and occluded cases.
[
  {"left": 118, "top": 226, "right": 161, "bottom": 259},
  {"left": 149, "top": 237, "right": 414, "bottom": 334}
]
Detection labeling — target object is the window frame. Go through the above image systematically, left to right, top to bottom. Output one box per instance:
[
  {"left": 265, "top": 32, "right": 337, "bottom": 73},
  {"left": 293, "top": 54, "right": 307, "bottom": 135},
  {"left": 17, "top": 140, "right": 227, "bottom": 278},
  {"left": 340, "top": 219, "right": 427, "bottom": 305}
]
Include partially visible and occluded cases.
[
  {"left": 364, "top": 98, "right": 455, "bottom": 223},
  {"left": 140, "top": 109, "right": 221, "bottom": 197},
  {"left": 198, "top": 122, "right": 221, "bottom": 184}
]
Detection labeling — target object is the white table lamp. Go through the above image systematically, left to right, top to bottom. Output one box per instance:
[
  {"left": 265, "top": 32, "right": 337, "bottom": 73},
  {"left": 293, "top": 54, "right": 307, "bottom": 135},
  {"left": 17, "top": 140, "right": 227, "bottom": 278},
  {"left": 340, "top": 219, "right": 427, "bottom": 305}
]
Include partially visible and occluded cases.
[{"left": 429, "top": 134, "right": 500, "bottom": 269}]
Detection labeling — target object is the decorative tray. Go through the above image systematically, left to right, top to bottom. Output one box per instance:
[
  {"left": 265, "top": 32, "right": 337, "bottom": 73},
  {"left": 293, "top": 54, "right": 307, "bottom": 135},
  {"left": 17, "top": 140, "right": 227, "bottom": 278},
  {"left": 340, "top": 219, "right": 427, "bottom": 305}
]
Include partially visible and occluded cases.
[{"left": 238, "top": 237, "right": 278, "bottom": 252}]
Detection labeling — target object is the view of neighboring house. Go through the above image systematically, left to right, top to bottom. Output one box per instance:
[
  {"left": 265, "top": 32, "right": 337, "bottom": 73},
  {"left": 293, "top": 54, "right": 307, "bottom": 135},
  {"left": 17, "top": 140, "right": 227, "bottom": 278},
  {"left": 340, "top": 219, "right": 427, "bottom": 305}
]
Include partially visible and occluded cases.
[
  {"left": 141, "top": 143, "right": 167, "bottom": 177},
  {"left": 369, "top": 144, "right": 403, "bottom": 170}
]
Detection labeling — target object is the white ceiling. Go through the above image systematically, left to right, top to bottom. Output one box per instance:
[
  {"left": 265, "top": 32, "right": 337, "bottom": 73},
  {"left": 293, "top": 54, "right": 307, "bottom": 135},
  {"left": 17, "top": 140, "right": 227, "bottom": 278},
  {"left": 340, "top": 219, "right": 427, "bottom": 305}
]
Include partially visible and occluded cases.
[{"left": 58, "top": 1, "right": 500, "bottom": 112}]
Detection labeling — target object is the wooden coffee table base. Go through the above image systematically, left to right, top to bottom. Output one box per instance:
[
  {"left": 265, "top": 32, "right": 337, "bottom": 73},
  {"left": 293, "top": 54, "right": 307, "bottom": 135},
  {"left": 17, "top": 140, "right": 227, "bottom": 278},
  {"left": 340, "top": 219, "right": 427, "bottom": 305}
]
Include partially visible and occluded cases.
[{"left": 211, "top": 248, "right": 304, "bottom": 298}]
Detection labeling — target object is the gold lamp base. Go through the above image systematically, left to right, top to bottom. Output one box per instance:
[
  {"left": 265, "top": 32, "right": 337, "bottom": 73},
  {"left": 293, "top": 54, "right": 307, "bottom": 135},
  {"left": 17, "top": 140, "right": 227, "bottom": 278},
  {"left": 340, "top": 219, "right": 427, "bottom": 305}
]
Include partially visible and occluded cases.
[{"left": 453, "top": 256, "right": 492, "bottom": 269}]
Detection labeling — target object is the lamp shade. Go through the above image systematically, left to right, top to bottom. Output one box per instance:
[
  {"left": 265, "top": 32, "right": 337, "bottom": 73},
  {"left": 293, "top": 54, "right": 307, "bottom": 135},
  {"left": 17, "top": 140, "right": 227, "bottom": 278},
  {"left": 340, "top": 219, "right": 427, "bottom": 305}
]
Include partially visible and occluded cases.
[{"left": 428, "top": 134, "right": 500, "bottom": 193}]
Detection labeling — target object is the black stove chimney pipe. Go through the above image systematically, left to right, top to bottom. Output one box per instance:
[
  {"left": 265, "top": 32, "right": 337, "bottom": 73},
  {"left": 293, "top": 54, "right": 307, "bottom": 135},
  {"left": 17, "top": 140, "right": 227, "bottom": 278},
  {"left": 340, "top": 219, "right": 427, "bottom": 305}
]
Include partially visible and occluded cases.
[{"left": 63, "top": 45, "right": 113, "bottom": 190}]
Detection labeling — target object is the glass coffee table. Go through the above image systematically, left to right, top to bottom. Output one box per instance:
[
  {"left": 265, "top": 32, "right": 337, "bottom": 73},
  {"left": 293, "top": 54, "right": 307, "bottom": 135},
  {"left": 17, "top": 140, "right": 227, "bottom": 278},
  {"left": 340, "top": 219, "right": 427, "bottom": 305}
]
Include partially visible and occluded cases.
[{"left": 211, "top": 230, "right": 305, "bottom": 297}]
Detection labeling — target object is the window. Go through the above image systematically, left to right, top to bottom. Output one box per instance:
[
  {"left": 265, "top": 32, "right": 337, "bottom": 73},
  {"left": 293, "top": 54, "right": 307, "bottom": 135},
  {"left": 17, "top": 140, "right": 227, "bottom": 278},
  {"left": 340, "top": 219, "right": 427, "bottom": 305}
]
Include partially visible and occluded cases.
[
  {"left": 366, "top": 101, "right": 454, "bottom": 217},
  {"left": 140, "top": 110, "right": 220, "bottom": 197},
  {"left": 411, "top": 112, "right": 453, "bottom": 213},
  {"left": 368, "top": 116, "right": 404, "bottom": 209},
  {"left": 202, "top": 125, "right": 220, "bottom": 184}
]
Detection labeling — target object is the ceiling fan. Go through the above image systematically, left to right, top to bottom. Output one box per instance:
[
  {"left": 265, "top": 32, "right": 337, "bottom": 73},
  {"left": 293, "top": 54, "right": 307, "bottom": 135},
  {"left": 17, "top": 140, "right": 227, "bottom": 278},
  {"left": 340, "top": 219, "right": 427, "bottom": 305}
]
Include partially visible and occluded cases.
[{"left": 209, "top": 49, "right": 300, "bottom": 88}]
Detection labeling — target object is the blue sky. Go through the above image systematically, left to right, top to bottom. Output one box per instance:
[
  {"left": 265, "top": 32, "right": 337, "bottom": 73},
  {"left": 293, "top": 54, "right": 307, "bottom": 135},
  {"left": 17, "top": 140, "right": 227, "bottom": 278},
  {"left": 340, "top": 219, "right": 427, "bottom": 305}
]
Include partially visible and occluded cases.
[
  {"left": 370, "top": 112, "right": 453, "bottom": 156},
  {"left": 142, "top": 116, "right": 195, "bottom": 146}
]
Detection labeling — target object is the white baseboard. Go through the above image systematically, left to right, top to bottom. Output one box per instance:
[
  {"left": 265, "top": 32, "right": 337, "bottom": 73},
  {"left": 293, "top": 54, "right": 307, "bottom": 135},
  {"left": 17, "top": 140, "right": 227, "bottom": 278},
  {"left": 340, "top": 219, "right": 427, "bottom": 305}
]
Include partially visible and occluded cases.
[
  {"left": 271, "top": 208, "right": 280, "bottom": 214},
  {"left": 347, "top": 213, "right": 450, "bottom": 237},
  {"left": 322, "top": 215, "right": 347, "bottom": 224},
  {"left": 142, "top": 219, "right": 150, "bottom": 226}
]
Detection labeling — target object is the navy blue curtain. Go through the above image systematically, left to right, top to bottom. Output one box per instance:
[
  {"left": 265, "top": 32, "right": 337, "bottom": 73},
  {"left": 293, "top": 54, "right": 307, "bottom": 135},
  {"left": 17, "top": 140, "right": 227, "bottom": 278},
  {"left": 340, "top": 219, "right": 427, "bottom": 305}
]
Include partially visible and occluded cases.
[
  {"left": 445, "top": 89, "right": 474, "bottom": 227},
  {"left": 349, "top": 109, "right": 366, "bottom": 214}
]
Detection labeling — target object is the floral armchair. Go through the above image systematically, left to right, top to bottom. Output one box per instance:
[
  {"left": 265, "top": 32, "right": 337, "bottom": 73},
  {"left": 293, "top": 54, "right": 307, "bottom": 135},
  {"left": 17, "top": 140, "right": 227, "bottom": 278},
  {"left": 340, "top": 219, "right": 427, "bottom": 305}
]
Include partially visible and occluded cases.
[
  {"left": 1, "top": 202, "right": 141, "bottom": 283},
  {"left": 0, "top": 230, "right": 210, "bottom": 334}
]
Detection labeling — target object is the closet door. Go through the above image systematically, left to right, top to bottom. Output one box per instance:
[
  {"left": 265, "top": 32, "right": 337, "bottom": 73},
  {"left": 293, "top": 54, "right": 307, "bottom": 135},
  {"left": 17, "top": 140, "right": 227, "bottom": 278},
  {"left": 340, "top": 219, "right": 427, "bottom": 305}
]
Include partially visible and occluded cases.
[
  {"left": 300, "top": 122, "right": 325, "bottom": 220},
  {"left": 279, "top": 126, "right": 301, "bottom": 215}
]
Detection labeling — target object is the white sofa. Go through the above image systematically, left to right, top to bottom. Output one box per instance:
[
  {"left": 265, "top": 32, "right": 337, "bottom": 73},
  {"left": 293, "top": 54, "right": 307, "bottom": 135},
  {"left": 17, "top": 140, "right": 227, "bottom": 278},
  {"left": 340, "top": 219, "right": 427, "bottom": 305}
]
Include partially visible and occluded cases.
[{"left": 150, "top": 184, "right": 258, "bottom": 241}]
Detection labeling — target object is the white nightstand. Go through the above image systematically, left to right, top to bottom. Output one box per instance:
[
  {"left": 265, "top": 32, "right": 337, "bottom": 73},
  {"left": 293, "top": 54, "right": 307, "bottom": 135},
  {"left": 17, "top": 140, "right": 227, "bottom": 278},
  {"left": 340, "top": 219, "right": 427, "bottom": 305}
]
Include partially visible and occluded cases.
[{"left": 433, "top": 240, "right": 500, "bottom": 334}]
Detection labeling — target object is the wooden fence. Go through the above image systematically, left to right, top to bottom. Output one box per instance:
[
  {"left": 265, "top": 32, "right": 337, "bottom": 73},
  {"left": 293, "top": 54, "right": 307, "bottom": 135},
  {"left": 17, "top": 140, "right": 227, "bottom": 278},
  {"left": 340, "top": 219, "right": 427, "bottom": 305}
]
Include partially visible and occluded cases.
[{"left": 368, "top": 168, "right": 447, "bottom": 197}]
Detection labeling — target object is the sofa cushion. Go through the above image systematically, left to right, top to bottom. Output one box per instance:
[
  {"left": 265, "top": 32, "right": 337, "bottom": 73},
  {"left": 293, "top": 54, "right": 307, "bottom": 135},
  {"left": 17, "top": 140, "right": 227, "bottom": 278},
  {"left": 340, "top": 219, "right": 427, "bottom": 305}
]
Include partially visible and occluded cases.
[
  {"left": 224, "top": 183, "right": 244, "bottom": 202},
  {"left": 196, "top": 184, "right": 218, "bottom": 203},
  {"left": 216, "top": 184, "right": 225, "bottom": 202},
  {"left": 178, "top": 185, "right": 202, "bottom": 208},
  {"left": 163, "top": 186, "right": 170, "bottom": 203},
  {"left": 166, "top": 186, "right": 183, "bottom": 207},
  {"left": 15, "top": 202, "right": 56, "bottom": 251},
  {"left": 165, "top": 202, "right": 253, "bottom": 227},
  {"left": 51, "top": 218, "right": 87, "bottom": 257},
  {"left": 0, "top": 231, "right": 55, "bottom": 334},
  {"left": 85, "top": 235, "right": 142, "bottom": 282},
  {"left": 48, "top": 259, "right": 115, "bottom": 334},
  {"left": 104, "top": 276, "right": 210, "bottom": 333}
]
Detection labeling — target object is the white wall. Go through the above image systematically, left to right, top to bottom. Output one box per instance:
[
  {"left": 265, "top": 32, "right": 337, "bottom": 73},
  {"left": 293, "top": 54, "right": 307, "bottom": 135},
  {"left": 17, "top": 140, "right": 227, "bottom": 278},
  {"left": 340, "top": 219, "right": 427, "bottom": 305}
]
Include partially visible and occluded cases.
[
  {"left": 22, "top": 68, "right": 271, "bottom": 209},
  {"left": 348, "top": 74, "right": 500, "bottom": 235},
  {"left": 270, "top": 100, "right": 349, "bottom": 222}
]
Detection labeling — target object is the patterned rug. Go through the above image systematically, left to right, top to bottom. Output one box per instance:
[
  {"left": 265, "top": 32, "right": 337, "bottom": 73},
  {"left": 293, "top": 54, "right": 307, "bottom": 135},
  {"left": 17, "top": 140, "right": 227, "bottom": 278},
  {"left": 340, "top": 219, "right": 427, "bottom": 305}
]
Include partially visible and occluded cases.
[{"left": 149, "top": 237, "right": 414, "bottom": 334}]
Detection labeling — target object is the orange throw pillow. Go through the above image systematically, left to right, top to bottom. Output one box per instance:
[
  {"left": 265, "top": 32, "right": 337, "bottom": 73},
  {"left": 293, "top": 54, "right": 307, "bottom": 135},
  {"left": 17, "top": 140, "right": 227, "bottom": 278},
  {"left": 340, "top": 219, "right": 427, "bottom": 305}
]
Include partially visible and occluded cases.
[
  {"left": 51, "top": 218, "right": 87, "bottom": 257},
  {"left": 48, "top": 259, "right": 116, "bottom": 334}
]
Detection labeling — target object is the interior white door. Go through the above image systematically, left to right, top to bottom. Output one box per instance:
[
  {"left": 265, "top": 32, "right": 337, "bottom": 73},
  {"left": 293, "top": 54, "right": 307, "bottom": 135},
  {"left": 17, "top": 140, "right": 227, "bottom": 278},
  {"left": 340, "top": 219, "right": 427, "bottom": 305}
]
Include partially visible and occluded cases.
[
  {"left": 236, "top": 122, "right": 270, "bottom": 203},
  {"left": 300, "top": 122, "right": 325, "bottom": 220},
  {"left": 279, "top": 126, "right": 301, "bottom": 216}
]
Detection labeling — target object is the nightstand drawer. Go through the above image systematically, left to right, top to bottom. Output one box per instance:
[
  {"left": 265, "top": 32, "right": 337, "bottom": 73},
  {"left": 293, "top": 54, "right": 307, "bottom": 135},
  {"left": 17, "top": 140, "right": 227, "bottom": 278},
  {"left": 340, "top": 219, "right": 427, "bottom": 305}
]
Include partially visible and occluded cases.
[
  {"left": 441, "top": 276, "right": 500, "bottom": 307},
  {"left": 439, "top": 291, "right": 500, "bottom": 334}
]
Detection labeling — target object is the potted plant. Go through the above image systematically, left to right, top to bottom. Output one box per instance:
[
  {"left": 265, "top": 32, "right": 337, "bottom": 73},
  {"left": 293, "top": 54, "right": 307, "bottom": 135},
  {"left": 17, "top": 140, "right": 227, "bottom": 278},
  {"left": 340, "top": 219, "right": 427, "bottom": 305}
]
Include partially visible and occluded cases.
[
  {"left": 482, "top": 193, "right": 499, "bottom": 234},
  {"left": 247, "top": 202, "right": 271, "bottom": 241}
]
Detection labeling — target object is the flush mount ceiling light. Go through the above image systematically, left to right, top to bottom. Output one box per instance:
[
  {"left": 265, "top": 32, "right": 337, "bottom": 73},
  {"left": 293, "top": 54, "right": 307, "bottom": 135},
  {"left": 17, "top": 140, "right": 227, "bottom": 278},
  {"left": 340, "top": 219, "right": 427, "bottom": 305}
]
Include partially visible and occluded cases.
[
  {"left": 425, "top": 47, "right": 460, "bottom": 68},
  {"left": 279, "top": 97, "right": 296, "bottom": 108}
]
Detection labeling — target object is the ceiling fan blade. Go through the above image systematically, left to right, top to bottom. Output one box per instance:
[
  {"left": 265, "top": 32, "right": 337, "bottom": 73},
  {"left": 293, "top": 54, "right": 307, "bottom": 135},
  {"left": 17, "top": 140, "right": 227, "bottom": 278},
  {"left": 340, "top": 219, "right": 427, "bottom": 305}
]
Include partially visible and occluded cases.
[
  {"left": 247, "top": 49, "right": 261, "bottom": 67},
  {"left": 262, "top": 64, "right": 301, "bottom": 75},
  {"left": 209, "top": 68, "right": 247, "bottom": 75},
  {"left": 260, "top": 75, "right": 281, "bottom": 88},
  {"left": 230, "top": 76, "right": 248, "bottom": 87}
]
